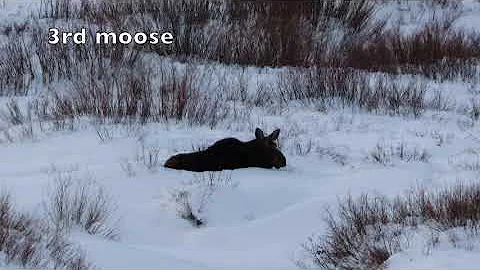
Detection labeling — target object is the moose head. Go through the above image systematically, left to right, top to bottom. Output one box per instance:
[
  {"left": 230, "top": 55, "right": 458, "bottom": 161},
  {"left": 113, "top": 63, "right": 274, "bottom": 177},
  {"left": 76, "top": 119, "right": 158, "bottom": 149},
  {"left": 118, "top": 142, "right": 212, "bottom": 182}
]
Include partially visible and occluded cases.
[{"left": 249, "top": 128, "right": 286, "bottom": 169}]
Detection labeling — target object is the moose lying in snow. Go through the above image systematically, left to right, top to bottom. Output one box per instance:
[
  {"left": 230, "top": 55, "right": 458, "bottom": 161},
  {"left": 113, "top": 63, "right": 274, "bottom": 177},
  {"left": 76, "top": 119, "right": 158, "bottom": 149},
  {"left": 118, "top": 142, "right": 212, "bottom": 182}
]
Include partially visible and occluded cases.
[{"left": 164, "top": 128, "right": 287, "bottom": 172}]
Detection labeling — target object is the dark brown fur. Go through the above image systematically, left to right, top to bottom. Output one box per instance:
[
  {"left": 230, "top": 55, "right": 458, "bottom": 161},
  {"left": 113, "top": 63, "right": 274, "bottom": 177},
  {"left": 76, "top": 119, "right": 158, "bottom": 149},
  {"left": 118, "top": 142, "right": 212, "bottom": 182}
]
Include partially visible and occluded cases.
[{"left": 164, "top": 128, "right": 286, "bottom": 172}]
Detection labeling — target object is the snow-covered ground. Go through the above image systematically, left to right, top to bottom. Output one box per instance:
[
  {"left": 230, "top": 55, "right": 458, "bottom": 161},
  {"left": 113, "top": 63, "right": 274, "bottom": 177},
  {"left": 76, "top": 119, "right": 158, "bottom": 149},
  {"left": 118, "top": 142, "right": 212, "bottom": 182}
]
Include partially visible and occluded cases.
[{"left": 1, "top": 0, "right": 480, "bottom": 269}]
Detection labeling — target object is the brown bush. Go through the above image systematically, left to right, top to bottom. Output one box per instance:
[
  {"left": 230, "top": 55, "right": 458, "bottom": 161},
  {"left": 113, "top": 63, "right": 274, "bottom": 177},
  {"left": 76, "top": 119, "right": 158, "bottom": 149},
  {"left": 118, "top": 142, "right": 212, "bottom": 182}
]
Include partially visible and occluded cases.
[{"left": 302, "top": 182, "right": 480, "bottom": 269}]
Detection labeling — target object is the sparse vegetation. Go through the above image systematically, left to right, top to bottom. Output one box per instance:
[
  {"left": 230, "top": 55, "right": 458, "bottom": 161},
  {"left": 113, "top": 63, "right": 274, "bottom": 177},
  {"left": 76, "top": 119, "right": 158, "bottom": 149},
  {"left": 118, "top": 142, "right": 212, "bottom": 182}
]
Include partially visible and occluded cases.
[
  {"left": 279, "top": 69, "right": 427, "bottom": 117},
  {"left": 469, "top": 98, "right": 480, "bottom": 121},
  {"left": 95, "top": 126, "right": 113, "bottom": 142},
  {"left": 136, "top": 138, "right": 162, "bottom": 171},
  {"left": 293, "top": 138, "right": 314, "bottom": 156},
  {"left": 368, "top": 142, "right": 430, "bottom": 165},
  {"left": 317, "top": 146, "right": 349, "bottom": 166},
  {"left": 449, "top": 148, "right": 480, "bottom": 172},
  {"left": 170, "top": 171, "right": 234, "bottom": 228},
  {"left": 43, "top": 173, "right": 119, "bottom": 240},
  {"left": 301, "top": 182, "right": 480, "bottom": 269},
  {"left": 171, "top": 190, "right": 204, "bottom": 227},
  {"left": 0, "top": 191, "right": 90, "bottom": 269}
]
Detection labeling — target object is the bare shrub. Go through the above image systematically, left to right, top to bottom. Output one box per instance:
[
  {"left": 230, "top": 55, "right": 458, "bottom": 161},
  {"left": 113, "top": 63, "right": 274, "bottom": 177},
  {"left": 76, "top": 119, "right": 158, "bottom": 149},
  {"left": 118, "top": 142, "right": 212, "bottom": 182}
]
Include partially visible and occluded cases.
[
  {"left": 36, "top": 0, "right": 480, "bottom": 77},
  {"left": 39, "top": 0, "right": 378, "bottom": 68},
  {"left": 39, "top": 0, "right": 75, "bottom": 20},
  {"left": 215, "top": 0, "right": 379, "bottom": 67},
  {"left": 228, "top": 0, "right": 376, "bottom": 31},
  {"left": 421, "top": 0, "right": 460, "bottom": 9},
  {"left": 342, "top": 19, "right": 480, "bottom": 79},
  {"left": 31, "top": 23, "right": 142, "bottom": 84},
  {"left": 0, "top": 36, "right": 34, "bottom": 96},
  {"left": 42, "top": 61, "right": 229, "bottom": 127},
  {"left": 156, "top": 67, "right": 228, "bottom": 126},
  {"left": 279, "top": 68, "right": 426, "bottom": 117},
  {"left": 428, "top": 90, "right": 456, "bottom": 111},
  {"left": 469, "top": 98, "right": 480, "bottom": 121},
  {"left": 1, "top": 99, "right": 25, "bottom": 126},
  {"left": 0, "top": 100, "right": 40, "bottom": 142},
  {"left": 95, "top": 126, "right": 113, "bottom": 142},
  {"left": 431, "top": 130, "right": 453, "bottom": 147},
  {"left": 292, "top": 138, "right": 314, "bottom": 156},
  {"left": 135, "top": 140, "right": 162, "bottom": 171},
  {"left": 368, "top": 142, "right": 430, "bottom": 165},
  {"left": 395, "top": 142, "right": 431, "bottom": 163},
  {"left": 369, "top": 143, "right": 392, "bottom": 165},
  {"left": 316, "top": 146, "right": 349, "bottom": 166},
  {"left": 448, "top": 148, "right": 480, "bottom": 172},
  {"left": 119, "top": 159, "right": 136, "bottom": 178},
  {"left": 170, "top": 171, "right": 234, "bottom": 228},
  {"left": 188, "top": 171, "right": 234, "bottom": 190},
  {"left": 44, "top": 173, "right": 119, "bottom": 240},
  {"left": 301, "top": 182, "right": 480, "bottom": 269},
  {"left": 401, "top": 183, "right": 480, "bottom": 230},
  {"left": 171, "top": 190, "right": 204, "bottom": 228},
  {"left": 0, "top": 191, "right": 90, "bottom": 269},
  {"left": 0, "top": 192, "right": 44, "bottom": 268},
  {"left": 301, "top": 194, "right": 401, "bottom": 270},
  {"left": 46, "top": 233, "right": 90, "bottom": 270}
]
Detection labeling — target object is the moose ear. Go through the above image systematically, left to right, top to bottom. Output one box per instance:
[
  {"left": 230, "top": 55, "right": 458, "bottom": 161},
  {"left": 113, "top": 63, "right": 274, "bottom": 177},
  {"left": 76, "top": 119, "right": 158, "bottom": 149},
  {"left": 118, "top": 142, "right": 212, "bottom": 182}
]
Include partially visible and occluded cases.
[
  {"left": 255, "top": 128, "right": 265, "bottom": 139},
  {"left": 269, "top": 129, "right": 280, "bottom": 140}
]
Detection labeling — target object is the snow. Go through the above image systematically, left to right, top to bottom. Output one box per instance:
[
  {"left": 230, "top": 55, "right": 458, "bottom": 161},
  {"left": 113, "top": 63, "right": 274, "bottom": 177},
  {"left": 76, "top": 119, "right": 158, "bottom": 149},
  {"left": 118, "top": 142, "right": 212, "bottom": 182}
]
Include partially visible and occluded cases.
[
  {"left": 1, "top": 0, "right": 480, "bottom": 269},
  {"left": 2, "top": 111, "right": 479, "bottom": 269},
  {"left": 387, "top": 226, "right": 480, "bottom": 270}
]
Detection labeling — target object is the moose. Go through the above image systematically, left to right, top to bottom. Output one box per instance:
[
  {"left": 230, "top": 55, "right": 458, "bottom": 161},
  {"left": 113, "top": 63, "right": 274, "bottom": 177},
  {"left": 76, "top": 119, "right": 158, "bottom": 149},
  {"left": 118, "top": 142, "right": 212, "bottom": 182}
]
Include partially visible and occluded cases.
[{"left": 164, "top": 128, "right": 287, "bottom": 172}]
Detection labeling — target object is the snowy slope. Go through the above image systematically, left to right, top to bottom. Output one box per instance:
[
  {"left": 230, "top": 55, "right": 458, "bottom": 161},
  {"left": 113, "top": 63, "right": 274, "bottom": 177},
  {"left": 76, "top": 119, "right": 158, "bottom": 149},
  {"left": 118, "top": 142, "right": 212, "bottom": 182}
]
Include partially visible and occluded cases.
[{"left": 1, "top": 0, "right": 480, "bottom": 269}]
